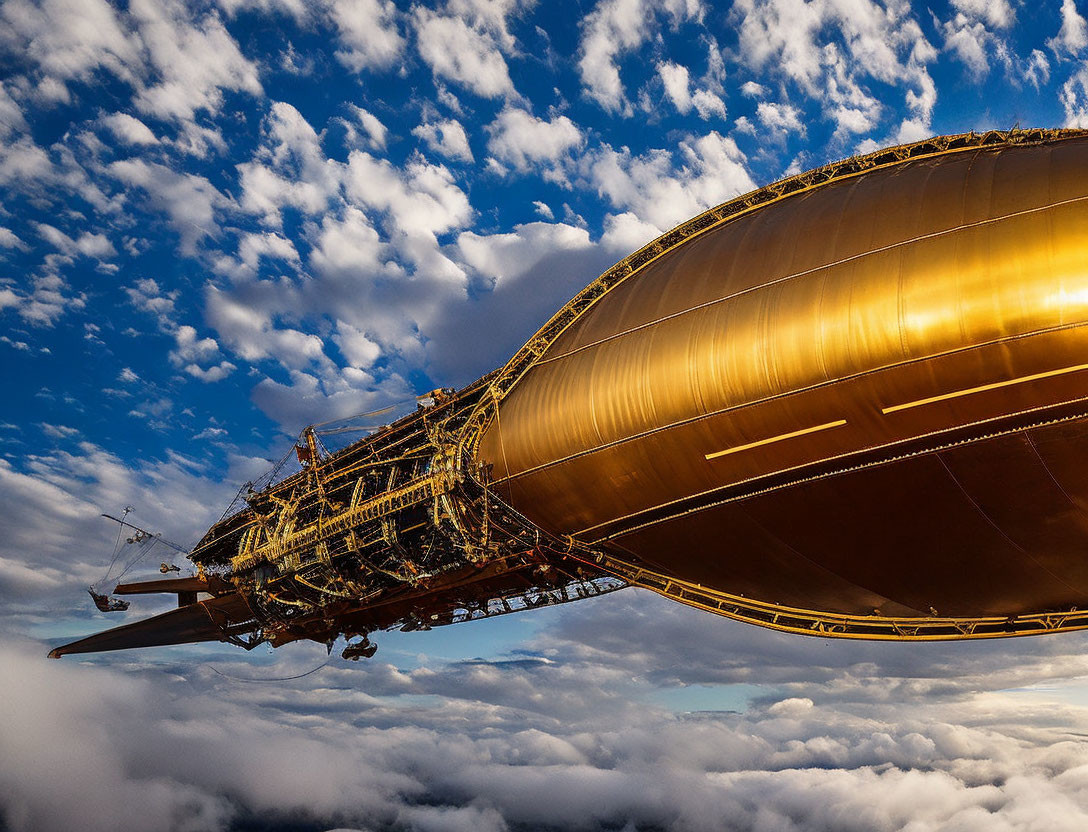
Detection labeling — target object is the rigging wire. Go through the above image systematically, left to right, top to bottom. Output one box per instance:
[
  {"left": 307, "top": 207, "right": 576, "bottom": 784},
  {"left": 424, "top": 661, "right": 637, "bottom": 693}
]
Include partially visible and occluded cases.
[
  {"left": 98, "top": 505, "right": 134, "bottom": 587},
  {"left": 204, "top": 657, "right": 333, "bottom": 683}
]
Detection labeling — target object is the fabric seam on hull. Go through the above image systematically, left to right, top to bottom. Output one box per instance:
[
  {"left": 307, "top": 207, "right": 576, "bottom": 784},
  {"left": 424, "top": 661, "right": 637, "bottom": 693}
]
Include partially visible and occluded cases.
[{"left": 580, "top": 398, "right": 1088, "bottom": 542}]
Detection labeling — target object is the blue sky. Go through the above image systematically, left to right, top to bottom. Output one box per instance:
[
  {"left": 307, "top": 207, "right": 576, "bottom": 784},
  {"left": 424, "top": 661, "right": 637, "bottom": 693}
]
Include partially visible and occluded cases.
[{"left": 5, "top": 1, "right": 1088, "bottom": 830}]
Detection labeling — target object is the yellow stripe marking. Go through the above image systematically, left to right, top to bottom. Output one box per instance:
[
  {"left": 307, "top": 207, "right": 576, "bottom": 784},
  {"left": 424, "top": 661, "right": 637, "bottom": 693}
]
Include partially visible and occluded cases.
[
  {"left": 882, "top": 363, "right": 1088, "bottom": 415},
  {"left": 705, "top": 419, "right": 848, "bottom": 461}
]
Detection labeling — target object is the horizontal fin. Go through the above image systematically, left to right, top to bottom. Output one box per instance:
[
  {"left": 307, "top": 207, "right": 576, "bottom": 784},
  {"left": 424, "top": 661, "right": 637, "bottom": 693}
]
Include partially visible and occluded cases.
[{"left": 48, "top": 593, "right": 254, "bottom": 658}]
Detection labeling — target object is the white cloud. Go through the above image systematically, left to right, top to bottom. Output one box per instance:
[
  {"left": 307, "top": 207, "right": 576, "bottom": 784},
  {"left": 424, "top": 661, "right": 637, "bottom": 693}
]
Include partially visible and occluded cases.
[
  {"left": 1, "top": 0, "right": 143, "bottom": 94},
  {"left": 129, "top": 0, "right": 263, "bottom": 122},
  {"left": 216, "top": 0, "right": 310, "bottom": 20},
  {"left": 328, "top": 0, "right": 405, "bottom": 72},
  {"left": 579, "top": 0, "right": 702, "bottom": 114},
  {"left": 732, "top": 0, "right": 937, "bottom": 140},
  {"left": 951, "top": 0, "right": 1014, "bottom": 30},
  {"left": 1050, "top": 0, "right": 1088, "bottom": 56},
  {"left": 414, "top": 6, "right": 517, "bottom": 98},
  {"left": 1023, "top": 48, "right": 1051, "bottom": 89},
  {"left": 655, "top": 57, "right": 726, "bottom": 121},
  {"left": 658, "top": 60, "right": 692, "bottom": 113},
  {"left": 1061, "top": 66, "right": 1088, "bottom": 127},
  {"left": 0, "top": 82, "right": 28, "bottom": 138},
  {"left": 690, "top": 88, "right": 726, "bottom": 120},
  {"left": 756, "top": 100, "right": 805, "bottom": 136},
  {"left": 237, "top": 102, "right": 342, "bottom": 226},
  {"left": 348, "top": 105, "right": 388, "bottom": 150},
  {"left": 485, "top": 107, "right": 583, "bottom": 181},
  {"left": 100, "top": 112, "right": 158, "bottom": 146},
  {"left": 413, "top": 118, "right": 475, "bottom": 163},
  {"left": 587, "top": 131, "right": 754, "bottom": 233},
  {"left": 342, "top": 150, "right": 473, "bottom": 274},
  {"left": 109, "top": 159, "right": 232, "bottom": 254},
  {"left": 308, "top": 206, "right": 392, "bottom": 281},
  {"left": 598, "top": 210, "right": 661, "bottom": 253},
  {"left": 456, "top": 221, "right": 591, "bottom": 290},
  {"left": 33, "top": 222, "right": 116, "bottom": 260},
  {"left": 0, "top": 228, "right": 26, "bottom": 250},
  {"left": 236, "top": 231, "right": 300, "bottom": 272},
  {"left": 0, "top": 273, "right": 86, "bottom": 327},
  {"left": 125, "top": 277, "right": 178, "bottom": 328},
  {"left": 205, "top": 284, "right": 329, "bottom": 371},
  {"left": 333, "top": 319, "right": 381, "bottom": 369},
  {"left": 171, "top": 324, "right": 220, "bottom": 366},
  {"left": 184, "top": 360, "right": 236, "bottom": 382},
  {"left": 251, "top": 367, "right": 411, "bottom": 432}
]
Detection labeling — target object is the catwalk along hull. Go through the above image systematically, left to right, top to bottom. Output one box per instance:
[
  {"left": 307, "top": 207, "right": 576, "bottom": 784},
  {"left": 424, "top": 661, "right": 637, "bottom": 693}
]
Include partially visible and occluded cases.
[{"left": 476, "top": 131, "right": 1088, "bottom": 622}]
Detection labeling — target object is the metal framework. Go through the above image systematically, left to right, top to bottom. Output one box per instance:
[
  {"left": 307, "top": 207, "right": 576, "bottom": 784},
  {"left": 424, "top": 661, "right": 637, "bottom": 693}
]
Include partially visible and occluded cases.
[
  {"left": 184, "top": 377, "right": 624, "bottom": 656},
  {"left": 570, "top": 549, "right": 1088, "bottom": 641}
]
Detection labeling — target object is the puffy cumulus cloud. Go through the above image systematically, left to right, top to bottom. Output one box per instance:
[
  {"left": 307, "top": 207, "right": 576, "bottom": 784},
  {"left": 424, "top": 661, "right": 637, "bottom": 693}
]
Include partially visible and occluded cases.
[
  {"left": 0, "top": 0, "right": 143, "bottom": 94},
  {"left": 3, "top": 0, "right": 261, "bottom": 136},
  {"left": 128, "top": 0, "right": 262, "bottom": 123},
  {"left": 328, "top": 0, "right": 405, "bottom": 72},
  {"left": 579, "top": 0, "right": 704, "bottom": 114},
  {"left": 732, "top": 0, "right": 937, "bottom": 143},
  {"left": 950, "top": 0, "right": 1014, "bottom": 30},
  {"left": 1051, "top": 0, "right": 1088, "bottom": 57},
  {"left": 413, "top": 2, "right": 519, "bottom": 99},
  {"left": 656, "top": 60, "right": 726, "bottom": 120},
  {"left": 1061, "top": 66, "right": 1088, "bottom": 127},
  {"left": 756, "top": 99, "right": 806, "bottom": 137},
  {"left": 237, "top": 101, "right": 343, "bottom": 227},
  {"left": 346, "top": 104, "right": 389, "bottom": 150},
  {"left": 485, "top": 107, "right": 583, "bottom": 182},
  {"left": 99, "top": 112, "right": 158, "bottom": 146},
  {"left": 413, "top": 117, "right": 475, "bottom": 163},
  {"left": 586, "top": 131, "right": 754, "bottom": 233},
  {"left": 342, "top": 150, "right": 473, "bottom": 277},
  {"left": 109, "top": 159, "right": 232, "bottom": 254},
  {"left": 304, "top": 200, "right": 462, "bottom": 364},
  {"left": 308, "top": 205, "right": 394, "bottom": 281},
  {"left": 421, "top": 221, "right": 613, "bottom": 378},
  {"left": 32, "top": 222, "right": 116, "bottom": 260},
  {"left": 213, "top": 230, "right": 302, "bottom": 281},
  {"left": 236, "top": 230, "right": 300, "bottom": 272},
  {"left": 0, "top": 273, "right": 86, "bottom": 327},
  {"left": 125, "top": 276, "right": 178, "bottom": 329},
  {"left": 204, "top": 283, "right": 329, "bottom": 371},
  {"left": 333, "top": 319, "right": 381, "bottom": 369},
  {"left": 170, "top": 325, "right": 235, "bottom": 382},
  {"left": 251, "top": 366, "right": 412, "bottom": 432},
  {"left": 9, "top": 590, "right": 1088, "bottom": 832}
]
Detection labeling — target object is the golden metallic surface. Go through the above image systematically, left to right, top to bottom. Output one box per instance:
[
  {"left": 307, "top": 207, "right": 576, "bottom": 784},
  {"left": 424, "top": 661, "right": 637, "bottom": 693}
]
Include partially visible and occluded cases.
[{"left": 475, "top": 129, "right": 1088, "bottom": 622}]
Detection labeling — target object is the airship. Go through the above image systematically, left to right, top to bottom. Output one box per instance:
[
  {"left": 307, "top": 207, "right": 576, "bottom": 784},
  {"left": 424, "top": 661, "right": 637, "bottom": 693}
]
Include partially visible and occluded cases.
[{"left": 49, "top": 127, "right": 1088, "bottom": 660}]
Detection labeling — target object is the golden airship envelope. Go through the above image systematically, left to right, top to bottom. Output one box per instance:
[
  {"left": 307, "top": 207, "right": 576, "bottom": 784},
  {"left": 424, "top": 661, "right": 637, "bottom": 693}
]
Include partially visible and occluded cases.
[{"left": 474, "top": 129, "right": 1088, "bottom": 631}]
